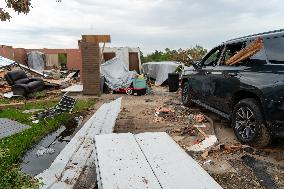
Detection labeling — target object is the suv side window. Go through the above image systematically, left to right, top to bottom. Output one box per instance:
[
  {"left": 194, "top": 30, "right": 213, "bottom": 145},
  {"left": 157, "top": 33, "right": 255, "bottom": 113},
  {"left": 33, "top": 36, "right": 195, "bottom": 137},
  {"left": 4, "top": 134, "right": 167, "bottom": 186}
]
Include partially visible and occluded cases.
[
  {"left": 264, "top": 36, "right": 284, "bottom": 64},
  {"left": 247, "top": 39, "right": 267, "bottom": 64},
  {"left": 221, "top": 42, "right": 244, "bottom": 65},
  {"left": 202, "top": 47, "right": 222, "bottom": 66}
]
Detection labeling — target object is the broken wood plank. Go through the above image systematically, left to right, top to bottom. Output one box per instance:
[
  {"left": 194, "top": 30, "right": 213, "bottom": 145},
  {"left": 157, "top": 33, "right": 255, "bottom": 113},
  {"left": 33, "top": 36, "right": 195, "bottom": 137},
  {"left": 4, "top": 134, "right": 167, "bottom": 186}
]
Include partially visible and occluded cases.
[
  {"left": 82, "top": 35, "right": 111, "bottom": 43},
  {"left": 225, "top": 37, "right": 263, "bottom": 65},
  {"left": 61, "top": 85, "right": 83, "bottom": 93},
  {"left": 37, "top": 98, "right": 122, "bottom": 189},
  {"left": 0, "top": 102, "right": 24, "bottom": 110},
  {"left": 135, "top": 132, "right": 222, "bottom": 189},
  {"left": 94, "top": 133, "right": 162, "bottom": 189}
]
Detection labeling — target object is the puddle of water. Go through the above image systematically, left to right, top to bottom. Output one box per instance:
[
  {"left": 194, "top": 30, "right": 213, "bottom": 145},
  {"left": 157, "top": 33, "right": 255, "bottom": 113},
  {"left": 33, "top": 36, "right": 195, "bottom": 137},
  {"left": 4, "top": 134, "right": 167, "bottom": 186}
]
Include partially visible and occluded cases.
[{"left": 20, "top": 116, "right": 83, "bottom": 176}]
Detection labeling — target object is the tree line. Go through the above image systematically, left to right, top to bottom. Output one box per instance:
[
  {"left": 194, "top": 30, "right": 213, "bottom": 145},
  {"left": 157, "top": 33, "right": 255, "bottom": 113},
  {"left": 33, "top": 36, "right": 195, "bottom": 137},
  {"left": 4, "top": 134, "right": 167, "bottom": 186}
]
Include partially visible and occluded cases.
[{"left": 141, "top": 45, "right": 207, "bottom": 66}]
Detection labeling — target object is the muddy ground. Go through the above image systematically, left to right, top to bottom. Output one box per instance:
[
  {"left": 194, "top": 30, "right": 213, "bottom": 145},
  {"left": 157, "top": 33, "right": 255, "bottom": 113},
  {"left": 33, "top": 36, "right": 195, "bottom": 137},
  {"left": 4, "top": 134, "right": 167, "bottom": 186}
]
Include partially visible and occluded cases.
[{"left": 97, "top": 86, "right": 284, "bottom": 189}]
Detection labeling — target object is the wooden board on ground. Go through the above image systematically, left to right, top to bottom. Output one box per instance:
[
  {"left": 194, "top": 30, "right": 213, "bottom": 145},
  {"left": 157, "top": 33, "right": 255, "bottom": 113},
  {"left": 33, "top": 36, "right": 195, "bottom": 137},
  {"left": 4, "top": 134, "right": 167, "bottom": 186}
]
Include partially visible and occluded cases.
[
  {"left": 61, "top": 85, "right": 83, "bottom": 93},
  {"left": 94, "top": 132, "right": 222, "bottom": 189},
  {"left": 136, "top": 132, "right": 222, "bottom": 189},
  {"left": 94, "top": 133, "right": 162, "bottom": 189}
]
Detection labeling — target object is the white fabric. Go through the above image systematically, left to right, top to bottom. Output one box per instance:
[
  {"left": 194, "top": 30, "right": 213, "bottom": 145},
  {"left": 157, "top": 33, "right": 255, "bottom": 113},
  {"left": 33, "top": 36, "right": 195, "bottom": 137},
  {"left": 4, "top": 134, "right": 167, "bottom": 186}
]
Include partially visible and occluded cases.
[
  {"left": 0, "top": 56, "right": 15, "bottom": 67},
  {"left": 101, "top": 57, "right": 137, "bottom": 90},
  {"left": 142, "top": 61, "right": 181, "bottom": 86}
]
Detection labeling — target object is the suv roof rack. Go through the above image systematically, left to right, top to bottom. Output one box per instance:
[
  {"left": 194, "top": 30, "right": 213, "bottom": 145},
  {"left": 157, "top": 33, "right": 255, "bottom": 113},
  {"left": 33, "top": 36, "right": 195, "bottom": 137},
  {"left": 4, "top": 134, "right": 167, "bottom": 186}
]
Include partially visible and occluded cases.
[{"left": 226, "top": 29, "right": 284, "bottom": 43}]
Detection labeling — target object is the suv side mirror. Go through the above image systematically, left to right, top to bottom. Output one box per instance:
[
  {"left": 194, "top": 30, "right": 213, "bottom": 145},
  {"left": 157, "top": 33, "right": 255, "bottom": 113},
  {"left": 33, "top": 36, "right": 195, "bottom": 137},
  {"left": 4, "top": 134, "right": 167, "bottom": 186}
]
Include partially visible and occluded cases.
[{"left": 192, "top": 61, "right": 202, "bottom": 69}]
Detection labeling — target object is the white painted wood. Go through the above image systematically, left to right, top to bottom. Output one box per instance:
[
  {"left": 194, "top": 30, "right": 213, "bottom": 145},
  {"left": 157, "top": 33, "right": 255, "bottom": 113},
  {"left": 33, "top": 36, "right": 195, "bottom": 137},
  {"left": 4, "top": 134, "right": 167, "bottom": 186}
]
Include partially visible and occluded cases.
[
  {"left": 61, "top": 85, "right": 83, "bottom": 92},
  {"left": 100, "top": 97, "right": 122, "bottom": 134},
  {"left": 37, "top": 98, "right": 122, "bottom": 189},
  {"left": 135, "top": 132, "right": 222, "bottom": 189},
  {"left": 94, "top": 133, "right": 162, "bottom": 189},
  {"left": 187, "top": 135, "right": 218, "bottom": 152}
]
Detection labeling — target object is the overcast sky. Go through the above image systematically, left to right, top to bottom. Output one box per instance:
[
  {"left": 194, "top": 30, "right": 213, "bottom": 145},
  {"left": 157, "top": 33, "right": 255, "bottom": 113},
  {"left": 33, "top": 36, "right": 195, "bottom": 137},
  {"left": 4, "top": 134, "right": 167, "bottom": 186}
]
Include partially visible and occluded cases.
[{"left": 1, "top": 0, "right": 284, "bottom": 53}]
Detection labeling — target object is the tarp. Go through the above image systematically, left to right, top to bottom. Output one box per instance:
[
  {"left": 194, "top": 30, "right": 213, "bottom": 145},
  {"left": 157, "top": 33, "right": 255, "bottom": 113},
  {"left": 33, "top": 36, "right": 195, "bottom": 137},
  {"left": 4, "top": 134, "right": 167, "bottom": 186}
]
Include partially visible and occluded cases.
[
  {"left": 27, "top": 51, "right": 45, "bottom": 71},
  {"left": 0, "top": 56, "right": 15, "bottom": 68},
  {"left": 101, "top": 57, "right": 137, "bottom": 90},
  {"left": 142, "top": 61, "right": 181, "bottom": 86}
]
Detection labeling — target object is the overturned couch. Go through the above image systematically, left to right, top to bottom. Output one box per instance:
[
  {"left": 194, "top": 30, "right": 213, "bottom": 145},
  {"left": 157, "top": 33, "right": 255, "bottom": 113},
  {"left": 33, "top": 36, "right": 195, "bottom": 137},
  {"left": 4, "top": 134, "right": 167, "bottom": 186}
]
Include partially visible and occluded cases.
[{"left": 5, "top": 70, "right": 44, "bottom": 96}]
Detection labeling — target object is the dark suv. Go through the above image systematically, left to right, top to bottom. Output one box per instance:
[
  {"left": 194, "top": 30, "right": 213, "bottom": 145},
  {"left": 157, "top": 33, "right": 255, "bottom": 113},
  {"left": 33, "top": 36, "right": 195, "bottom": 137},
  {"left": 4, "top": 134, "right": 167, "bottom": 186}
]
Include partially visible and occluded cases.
[{"left": 181, "top": 30, "right": 284, "bottom": 146}]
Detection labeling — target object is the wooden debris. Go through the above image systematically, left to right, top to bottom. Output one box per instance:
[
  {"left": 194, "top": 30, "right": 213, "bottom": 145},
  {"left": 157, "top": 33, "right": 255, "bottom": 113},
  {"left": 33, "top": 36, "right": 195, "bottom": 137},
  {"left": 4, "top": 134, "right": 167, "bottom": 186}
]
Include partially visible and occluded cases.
[
  {"left": 226, "top": 37, "right": 263, "bottom": 65},
  {"left": 0, "top": 84, "right": 11, "bottom": 93},
  {"left": 36, "top": 98, "right": 122, "bottom": 189},
  {"left": 0, "top": 102, "right": 24, "bottom": 110},
  {"left": 195, "top": 113, "right": 206, "bottom": 123},
  {"left": 196, "top": 127, "right": 208, "bottom": 138},
  {"left": 95, "top": 132, "right": 222, "bottom": 189},
  {"left": 201, "top": 150, "right": 209, "bottom": 159}
]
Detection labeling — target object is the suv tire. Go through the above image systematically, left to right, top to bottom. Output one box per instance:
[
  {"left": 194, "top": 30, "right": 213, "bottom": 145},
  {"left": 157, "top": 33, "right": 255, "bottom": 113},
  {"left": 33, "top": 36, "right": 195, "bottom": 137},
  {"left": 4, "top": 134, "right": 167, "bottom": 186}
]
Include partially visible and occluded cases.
[
  {"left": 181, "top": 81, "right": 193, "bottom": 107},
  {"left": 232, "top": 98, "right": 271, "bottom": 147}
]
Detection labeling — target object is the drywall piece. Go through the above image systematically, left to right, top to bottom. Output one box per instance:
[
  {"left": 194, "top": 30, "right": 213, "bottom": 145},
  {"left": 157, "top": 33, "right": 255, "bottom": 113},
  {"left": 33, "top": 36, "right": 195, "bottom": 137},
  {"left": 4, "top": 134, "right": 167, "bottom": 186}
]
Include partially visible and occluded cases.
[
  {"left": 61, "top": 85, "right": 83, "bottom": 93},
  {"left": 3, "top": 92, "right": 22, "bottom": 98},
  {"left": 37, "top": 97, "right": 122, "bottom": 189},
  {"left": 0, "top": 118, "right": 30, "bottom": 139},
  {"left": 136, "top": 132, "right": 222, "bottom": 189},
  {"left": 94, "top": 133, "right": 162, "bottom": 189},
  {"left": 187, "top": 135, "right": 218, "bottom": 152}
]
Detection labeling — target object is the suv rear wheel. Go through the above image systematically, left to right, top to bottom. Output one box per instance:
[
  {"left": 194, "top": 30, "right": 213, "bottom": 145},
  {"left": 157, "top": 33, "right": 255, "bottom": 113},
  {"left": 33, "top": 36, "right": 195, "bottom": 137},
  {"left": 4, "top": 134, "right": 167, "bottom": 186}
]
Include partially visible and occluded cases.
[
  {"left": 181, "top": 81, "right": 193, "bottom": 107},
  {"left": 232, "top": 98, "right": 271, "bottom": 147}
]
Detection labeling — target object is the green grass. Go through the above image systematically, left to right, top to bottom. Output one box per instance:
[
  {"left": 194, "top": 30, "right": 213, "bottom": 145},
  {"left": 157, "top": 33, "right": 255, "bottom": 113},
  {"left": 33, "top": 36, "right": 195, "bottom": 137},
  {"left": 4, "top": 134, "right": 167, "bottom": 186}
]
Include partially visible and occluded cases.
[{"left": 0, "top": 97, "right": 96, "bottom": 189}]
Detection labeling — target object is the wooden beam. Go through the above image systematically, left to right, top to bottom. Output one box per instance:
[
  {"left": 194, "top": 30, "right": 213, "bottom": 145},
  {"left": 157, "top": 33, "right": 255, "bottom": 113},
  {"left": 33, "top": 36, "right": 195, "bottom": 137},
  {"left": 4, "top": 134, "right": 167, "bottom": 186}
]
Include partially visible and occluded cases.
[{"left": 81, "top": 35, "right": 111, "bottom": 43}]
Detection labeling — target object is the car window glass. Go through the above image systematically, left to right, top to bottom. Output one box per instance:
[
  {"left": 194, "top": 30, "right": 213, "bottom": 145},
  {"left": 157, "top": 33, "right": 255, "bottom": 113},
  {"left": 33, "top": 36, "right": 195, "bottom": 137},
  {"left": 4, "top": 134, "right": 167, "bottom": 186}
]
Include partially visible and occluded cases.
[
  {"left": 264, "top": 36, "right": 284, "bottom": 64},
  {"left": 246, "top": 39, "right": 267, "bottom": 64},
  {"left": 221, "top": 42, "right": 243, "bottom": 65},
  {"left": 203, "top": 49, "right": 221, "bottom": 66}
]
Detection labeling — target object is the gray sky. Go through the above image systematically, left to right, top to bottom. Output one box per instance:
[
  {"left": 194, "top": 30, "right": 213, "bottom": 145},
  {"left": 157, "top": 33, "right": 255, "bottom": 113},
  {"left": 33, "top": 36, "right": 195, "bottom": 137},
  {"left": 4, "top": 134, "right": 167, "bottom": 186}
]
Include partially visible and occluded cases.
[{"left": 1, "top": 0, "right": 284, "bottom": 53}]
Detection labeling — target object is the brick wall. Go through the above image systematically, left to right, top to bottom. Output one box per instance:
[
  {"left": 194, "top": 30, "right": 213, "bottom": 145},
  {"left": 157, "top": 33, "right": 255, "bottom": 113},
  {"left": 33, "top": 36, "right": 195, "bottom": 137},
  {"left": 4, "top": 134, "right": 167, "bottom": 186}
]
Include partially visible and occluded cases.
[
  {"left": 80, "top": 41, "right": 101, "bottom": 95},
  {"left": 0, "top": 45, "right": 14, "bottom": 60},
  {"left": 13, "top": 48, "right": 27, "bottom": 65},
  {"left": 26, "top": 48, "right": 82, "bottom": 71},
  {"left": 66, "top": 49, "right": 82, "bottom": 71}
]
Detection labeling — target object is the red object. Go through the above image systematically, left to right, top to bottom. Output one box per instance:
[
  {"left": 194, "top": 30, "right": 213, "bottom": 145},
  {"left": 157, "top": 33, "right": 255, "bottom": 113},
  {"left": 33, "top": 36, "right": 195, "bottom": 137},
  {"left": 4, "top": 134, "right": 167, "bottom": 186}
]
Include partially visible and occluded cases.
[{"left": 114, "top": 87, "right": 146, "bottom": 96}]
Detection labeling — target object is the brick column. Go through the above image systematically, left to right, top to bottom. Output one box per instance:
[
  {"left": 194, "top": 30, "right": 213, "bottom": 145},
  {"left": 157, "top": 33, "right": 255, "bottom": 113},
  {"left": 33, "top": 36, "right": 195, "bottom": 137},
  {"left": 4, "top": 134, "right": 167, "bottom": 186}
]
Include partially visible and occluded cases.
[{"left": 79, "top": 41, "right": 101, "bottom": 95}]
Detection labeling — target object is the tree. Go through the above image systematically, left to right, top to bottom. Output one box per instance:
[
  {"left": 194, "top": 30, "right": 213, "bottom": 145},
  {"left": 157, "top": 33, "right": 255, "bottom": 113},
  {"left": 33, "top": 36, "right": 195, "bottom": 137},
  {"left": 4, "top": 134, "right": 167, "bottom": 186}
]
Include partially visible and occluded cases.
[
  {"left": 0, "top": 0, "right": 31, "bottom": 21},
  {"left": 141, "top": 45, "right": 208, "bottom": 66}
]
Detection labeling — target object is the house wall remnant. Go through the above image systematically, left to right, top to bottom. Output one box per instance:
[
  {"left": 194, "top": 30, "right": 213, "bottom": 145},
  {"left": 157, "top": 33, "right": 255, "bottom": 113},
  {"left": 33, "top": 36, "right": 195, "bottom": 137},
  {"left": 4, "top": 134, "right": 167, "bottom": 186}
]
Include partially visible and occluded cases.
[
  {"left": 80, "top": 41, "right": 101, "bottom": 95},
  {"left": 0, "top": 42, "right": 140, "bottom": 75},
  {"left": 0, "top": 45, "right": 14, "bottom": 60},
  {"left": 102, "top": 47, "right": 141, "bottom": 73}
]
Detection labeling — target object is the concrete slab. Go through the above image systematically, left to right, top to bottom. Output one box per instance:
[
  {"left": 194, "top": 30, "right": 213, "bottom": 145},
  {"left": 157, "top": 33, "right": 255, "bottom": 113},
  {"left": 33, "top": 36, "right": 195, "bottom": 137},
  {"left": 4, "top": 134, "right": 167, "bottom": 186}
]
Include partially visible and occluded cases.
[{"left": 0, "top": 118, "right": 30, "bottom": 139}]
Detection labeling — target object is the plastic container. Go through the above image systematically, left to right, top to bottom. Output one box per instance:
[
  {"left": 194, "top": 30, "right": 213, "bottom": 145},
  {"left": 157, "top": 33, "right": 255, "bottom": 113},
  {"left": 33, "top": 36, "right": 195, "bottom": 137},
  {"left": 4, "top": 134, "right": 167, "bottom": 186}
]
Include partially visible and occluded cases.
[
  {"left": 168, "top": 73, "right": 179, "bottom": 92},
  {"left": 133, "top": 78, "right": 147, "bottom": 89}
]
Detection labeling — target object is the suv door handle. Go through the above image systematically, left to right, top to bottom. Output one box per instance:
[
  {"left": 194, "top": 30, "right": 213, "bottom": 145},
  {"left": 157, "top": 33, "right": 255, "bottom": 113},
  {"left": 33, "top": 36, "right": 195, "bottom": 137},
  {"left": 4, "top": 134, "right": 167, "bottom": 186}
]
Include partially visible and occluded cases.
[
  {"left": 205, "top": 71, "right": 211, "bottom": 75},
  {"left": 227, "top": 72, "right": 237, "bottom": 77}
]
